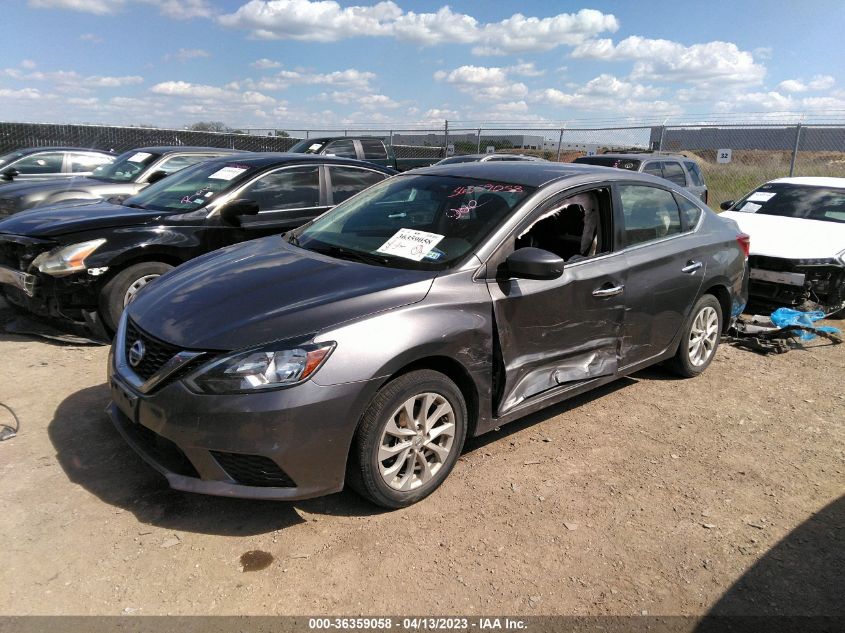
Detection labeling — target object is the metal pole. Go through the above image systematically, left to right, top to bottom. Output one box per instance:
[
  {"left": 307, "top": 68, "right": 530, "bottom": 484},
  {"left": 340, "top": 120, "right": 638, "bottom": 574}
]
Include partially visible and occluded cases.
[
  {"left": 444, "top": 120, "right": 449, "bottom": 156},
  {"left": 789, "top": 123, "right": 802, "bottom": 177},
  {"left": 658, "top": 126, "right": 666, "bottom": 152},
  {"left": 556, "top": 127, "right": 564, "bottom": 161},
  {"left": 476, "top": 128, "right": 482, "bottom": 153},
  {"left": 389, "top": 129, "right": 394, "bottom": 149},
  {"left": 305, "top": 130, "right": 309, "bottom": 139}
]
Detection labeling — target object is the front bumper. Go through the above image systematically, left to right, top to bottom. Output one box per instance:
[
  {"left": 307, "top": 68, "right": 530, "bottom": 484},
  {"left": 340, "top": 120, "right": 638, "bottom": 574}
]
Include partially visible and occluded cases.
[
  {"left": 748, "top": 256, "right": 845, "bottom": 311},
  {"left": 0, "top": 265, "right": 102, "bottom": 325},
  {"left": 107, "top": 366, "right": 381, "bottom": 501}
]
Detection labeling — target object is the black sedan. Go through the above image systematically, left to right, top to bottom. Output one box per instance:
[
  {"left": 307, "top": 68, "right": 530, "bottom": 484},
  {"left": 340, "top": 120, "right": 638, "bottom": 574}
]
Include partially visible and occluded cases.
[
  {"left": 0, "top": 146, "right": 243, "bottom": 217},
  {"left": 0, "top": 147, "right": 115, "bottom": 183},
  {"left": 0, "top": 154, "right": 395, "bottom": 336},
  {"left": 108, "top": 162, "right": 749, "bottom": 508}
]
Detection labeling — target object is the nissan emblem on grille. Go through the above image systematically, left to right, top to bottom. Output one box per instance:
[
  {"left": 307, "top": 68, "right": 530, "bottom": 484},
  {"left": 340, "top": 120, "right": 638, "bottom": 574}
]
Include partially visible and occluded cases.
[{"left": 128, "top": 339, "right": 146, "bottom": 368}]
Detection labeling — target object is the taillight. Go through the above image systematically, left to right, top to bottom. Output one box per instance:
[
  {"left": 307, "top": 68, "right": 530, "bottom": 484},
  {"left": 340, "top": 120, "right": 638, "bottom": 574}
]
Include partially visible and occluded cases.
[{"left": 736, "top": 233, "right": 750, "bottom": 259}]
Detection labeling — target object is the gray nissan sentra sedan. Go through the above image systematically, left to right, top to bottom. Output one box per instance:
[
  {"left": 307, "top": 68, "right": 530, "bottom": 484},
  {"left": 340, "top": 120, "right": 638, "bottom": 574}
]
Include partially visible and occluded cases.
[{"left": 108, "top": 162, "right": 749, "bottom": 508}]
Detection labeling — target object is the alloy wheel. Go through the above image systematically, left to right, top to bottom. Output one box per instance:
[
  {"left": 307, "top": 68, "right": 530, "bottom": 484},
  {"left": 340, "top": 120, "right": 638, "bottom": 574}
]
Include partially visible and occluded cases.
[{"left": 688, "top": 305, "right": 719, "bottom": 366}]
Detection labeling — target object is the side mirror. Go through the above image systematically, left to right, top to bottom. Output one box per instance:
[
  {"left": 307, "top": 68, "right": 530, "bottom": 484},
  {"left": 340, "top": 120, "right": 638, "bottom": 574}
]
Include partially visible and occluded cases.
[
  {"left": 1, "top": 167, "right": 19, "bottom": 182},
  {"left": 145, "top": 170, "right": 168, "bottom": 185},
  {"left": 219, "top": 198, "right": 260, "bottom": 226},
  {"left": 720, "top": 200, "right": 735, "bottom": 211},
  {"left": 505, "top": 247, "right": 564, "bottom": 280}
]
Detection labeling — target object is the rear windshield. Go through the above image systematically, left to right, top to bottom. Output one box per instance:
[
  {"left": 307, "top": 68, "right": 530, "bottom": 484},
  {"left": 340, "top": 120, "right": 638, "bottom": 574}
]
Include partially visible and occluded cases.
[
  {"left": 91, "top": 150, "right": 161, "bottom": 182},
  {"left": 574, "top": 156, "right": 641, "bottom": 171},
  {"left": 293, "top": 174, "right": 535, "bottom": 270},
  {"left": 730, "top": 182, "right": 845, "bottom": 223}
]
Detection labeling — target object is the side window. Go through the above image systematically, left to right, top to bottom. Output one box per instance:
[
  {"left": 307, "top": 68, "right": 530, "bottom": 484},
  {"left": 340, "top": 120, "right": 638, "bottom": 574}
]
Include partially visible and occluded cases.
[
  {"left": 324, "top": 139, "right": 357, "bottom": 159},
  {"left": 359, "top": 139, "right": 388, "bottom": 160},
  {"left": 11, "top": 152, "right": 64, "bottom": 174},
  {"left": 69, "top": 153, "right": 113, "bottom": 173},
  {"left": 155, "top": 154, "right": 213, "bottom": 175},
  {"left": 642, "top": 161, "right": 663, "bottom": 177},
  {"left": 662, "top": 161, "right": 688, "bottom": 186},
  {"left": 684, "top": 161, "right": 705, "bottom": 187},
  {"left": 239, "top": 166, "right": 321, "bottom": 211},
  {"left": 329, "top": 166, "right": 387, "bottom": 204},
  {"left": 619, "top": 184, "right": 683, "bottom": 247},
  {"left": 515, "top": 188, "right": 610, "bottom": 262},
  {"left": 675, "top": 194, "right": 703, "bottom": 229}
]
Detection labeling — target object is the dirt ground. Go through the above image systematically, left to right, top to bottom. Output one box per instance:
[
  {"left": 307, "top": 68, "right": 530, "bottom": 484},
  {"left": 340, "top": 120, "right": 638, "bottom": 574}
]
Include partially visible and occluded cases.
[{"left": 0, "top": 295, "right": 842, "bottom": 617}]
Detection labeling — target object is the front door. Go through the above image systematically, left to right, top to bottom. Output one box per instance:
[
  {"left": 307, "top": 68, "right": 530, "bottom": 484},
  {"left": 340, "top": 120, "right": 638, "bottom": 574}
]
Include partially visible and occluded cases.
[{"left": 486, "top": 185, "right": 627, "bottom": 415}]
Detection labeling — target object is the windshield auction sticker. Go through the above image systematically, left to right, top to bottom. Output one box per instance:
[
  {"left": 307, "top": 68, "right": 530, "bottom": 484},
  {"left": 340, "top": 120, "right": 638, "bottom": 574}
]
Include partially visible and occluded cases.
[
  {"left": 127, "top": 152, "right": 152, "bottom": 163},
  {"left": 209, "top": 166, "right": 248, "bottom": 180},
  {"left": 748, "top": 191, "right": 776, "bottom": 203},
  {"left": 377, "top": 228, "right": 445, "bottom": 261}
]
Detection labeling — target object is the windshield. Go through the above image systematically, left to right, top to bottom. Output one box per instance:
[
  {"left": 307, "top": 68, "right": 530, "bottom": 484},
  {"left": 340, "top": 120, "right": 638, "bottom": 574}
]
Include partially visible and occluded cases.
[
  {"left": 288, "top": 139, "right": 329, "bottom": 154},
  {"left": 91, "top": 149, "right": 161, "bottom": 182},
  {"left": 574, "top": 156, "right": 641, "bottom": 170},
  {"left": 122, "top": 160, "right": 257, "bottom": 212},
  {"left": 293, "top": 174, "right": 535, "bottom": 269},
  {"left": 730, "top": 182, "right": 845, "bottom": 223}
]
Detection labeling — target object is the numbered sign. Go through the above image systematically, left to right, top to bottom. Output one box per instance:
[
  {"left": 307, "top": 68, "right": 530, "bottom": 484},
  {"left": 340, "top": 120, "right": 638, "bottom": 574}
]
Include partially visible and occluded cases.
[
  {"left": 446, "top": 143, "right": 455, "bottom": 156},
  {"left": 585, "top": 144, "right": 599, "bottom": 157},
  {"left": 486, "top": 146, "right": 495, "bottom": 154},
  {"left": 717, "top": 149, "right": 732, "bottom": 164}
]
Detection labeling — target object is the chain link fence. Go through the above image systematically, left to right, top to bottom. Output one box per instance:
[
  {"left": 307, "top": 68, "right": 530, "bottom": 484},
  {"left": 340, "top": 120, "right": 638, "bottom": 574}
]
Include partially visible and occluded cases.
[{"left": 3, "top": 120, "right": 845, "bottom": 208}]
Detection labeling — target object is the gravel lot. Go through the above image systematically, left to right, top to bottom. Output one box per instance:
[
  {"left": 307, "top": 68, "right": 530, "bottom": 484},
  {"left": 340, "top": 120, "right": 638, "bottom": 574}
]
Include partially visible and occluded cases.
[{"left": 0, "top": 296, "right": 842, "bottom": 617}]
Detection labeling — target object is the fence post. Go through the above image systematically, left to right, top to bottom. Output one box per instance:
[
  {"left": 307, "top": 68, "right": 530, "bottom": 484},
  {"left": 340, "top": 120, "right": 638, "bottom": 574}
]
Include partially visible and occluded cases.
[
  {"left": 444, "top": 120, "right": 449, "bottom": 156},
  {"left": 789, "top": 123, "right": 802, "bottom": 177},
  {"left": 657, "top": 125, "right": 666, "bottom": 152},
  {"left": 556, "top": 127, "right": 564, "bottom": 161},
  {"left": 476, "top": 128, "right": 482, "bottom": 153},
  {"left": 389, "top": 129, "right": 394, "bottom": 149},
  {"left": 305, "top": 130, "right": 309, "bottom": 139}
]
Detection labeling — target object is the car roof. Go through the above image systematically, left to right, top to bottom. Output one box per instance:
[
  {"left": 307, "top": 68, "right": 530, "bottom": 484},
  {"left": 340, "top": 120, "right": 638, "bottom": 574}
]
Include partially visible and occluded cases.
[
  {"left": 294, "top": 136, "right": 383, "bottom": 143},
  {"left": 5, "top": 146, "right": 115, "bottom": 155},
  {"left": 125, "top": 146, "right": 249, "bottom": 155},
  {"left": 200, "top": 152, "right": 396, "bottom": 171},
  {"left": 585, "top": 152, "right": 690, "bottom": 160},
  {"left": 455, "top": 153, "right": 545, "bottom": 161},
  {"left": 410, "top": 161, "right": 639, "bottom": 187},
  {"left": 768, "top": 176, "right": 845, "bottom": 188}
]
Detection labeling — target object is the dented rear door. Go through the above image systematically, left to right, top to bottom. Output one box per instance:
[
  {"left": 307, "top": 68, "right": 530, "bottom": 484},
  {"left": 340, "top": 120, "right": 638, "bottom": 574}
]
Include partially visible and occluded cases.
[{"left": 487, "top": 252, "right": 627, "bottom": 416}]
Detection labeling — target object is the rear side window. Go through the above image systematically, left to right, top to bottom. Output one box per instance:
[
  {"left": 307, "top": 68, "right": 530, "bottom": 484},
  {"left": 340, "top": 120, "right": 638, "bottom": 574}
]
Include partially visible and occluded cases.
[
  {"left": 324, "top": 139, "right": 357, "bottom": 159},
  {"left": 359, "top": 139, "right": 388, "bottom": 160},
  {"left": 12, "top": 152, "right": 64, "bottom": 174},
  {"left": 69, "top": 153, "right": 112, "bottom": 173},
  {"left": 575, "top": 156, "right": 641, "bottom": 170},
  {"left": 662, "top": 161, "right": 687, "bottom": 186},
  {"left": 684, "top": 161, "right": 705, "bottom": 187},
  {"left": 642, "top": 162, "right": 663, "bottom": 177},
  {"left": 240, "top": 166, "right": 321, "bottom": 211},
  {"left": 329, "top": 166, "right": 387, "bottom": 204},
  {"left": 619, "top": 184, "right": 683, "bottom": 247},
  {"left": 675, "top": 194, "right": 703, "bottom": 228}
]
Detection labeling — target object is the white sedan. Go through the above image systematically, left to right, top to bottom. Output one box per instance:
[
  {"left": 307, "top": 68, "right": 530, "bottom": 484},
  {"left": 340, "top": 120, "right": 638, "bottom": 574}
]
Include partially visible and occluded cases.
[{"left": 721, "top": 177, "right": 845, "bottom": 314}]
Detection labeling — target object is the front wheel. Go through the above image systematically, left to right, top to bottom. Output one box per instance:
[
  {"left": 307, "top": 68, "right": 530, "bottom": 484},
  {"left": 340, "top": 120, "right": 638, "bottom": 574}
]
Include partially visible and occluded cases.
[
  {"left": 99, "top": 261, "right": 173, "bottom": 332},
  {"left": 668, "top": 294, "right": 723, "bottom": 378},
  {"left": 346, "top": 369, "right": 468, "bottom": 509}
]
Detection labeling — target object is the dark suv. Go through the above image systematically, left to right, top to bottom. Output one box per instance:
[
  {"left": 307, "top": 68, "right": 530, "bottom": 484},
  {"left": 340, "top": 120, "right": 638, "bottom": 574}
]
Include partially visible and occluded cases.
[
  {"left": 0, "top": 146, "right": 243, "bottom": 217},
  {"left": 574, "top": 153, "right": 708, "bottom": 203},
  {"left": 0, "top": 154, "right": 394, "bottom": 337}
]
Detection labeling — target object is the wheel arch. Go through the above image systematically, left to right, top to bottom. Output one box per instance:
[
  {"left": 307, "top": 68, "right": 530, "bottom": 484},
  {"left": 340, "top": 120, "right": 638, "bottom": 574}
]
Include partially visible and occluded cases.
[{"left": 701, "top": 282, "right": 732, "bottom": 333}]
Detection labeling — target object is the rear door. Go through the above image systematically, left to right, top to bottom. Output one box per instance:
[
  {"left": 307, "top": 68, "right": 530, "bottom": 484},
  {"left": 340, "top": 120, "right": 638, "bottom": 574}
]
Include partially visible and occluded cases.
[
  {"left": 616, "top": 182, "right": 706, "bottom": 368},
  {"left": 485, "top": 184, "right": 628, "bottom": 415}
]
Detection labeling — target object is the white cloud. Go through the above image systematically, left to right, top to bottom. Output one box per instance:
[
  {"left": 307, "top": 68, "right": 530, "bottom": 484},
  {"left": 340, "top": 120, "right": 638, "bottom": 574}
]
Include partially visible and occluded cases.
[
  {"left": 28, "top": 0, "right": 119, "bottom": 14},
  {"left": 28, "top": 0, "right": 214, "bottom": 18},
  {"left": 144, "top": 0, "right": 215, "bottom": 19},
  {"left": 218, "top": 1, "right": 618, "bottom": 55},
  {"left": 79, "top": 33, "right": 103, "bottom": 43},
  {"left": 572, "top": 36, "right": 766, "bottom": 86},
  {"left": 165, "top": 48, "right": 211, "bottom": 62},
  {"left": 251, "top": 58, "right": 283, "bottom": 69},
  {"left": 20, "top": 60, "right": 37, "bottom": 69},
  {"left": 507, "top": 62, "right": 544, "bottom": 77},
  {"left": 434, "top": 64, "right": 531, "bottom": 101},
  {"left": 2, "top": 66, "right": 143, "bottom": 88},
  {"left": 249, "top": 68, "right": 376, "bottom": 90},
  {"left": 534, "top": 74, "right": 677, "bottom": 116},
  {"left": 777, "top": 75, "right": 835, "bottom": 93},
  {"left": 151, "top": 80, "right": 276, "bottom": 105},
  {"left": 0, "top": 87, "right": 47, "bottom": 100},
  {"left": 315, "top": 91, "right": 400, "bottom": 109}
]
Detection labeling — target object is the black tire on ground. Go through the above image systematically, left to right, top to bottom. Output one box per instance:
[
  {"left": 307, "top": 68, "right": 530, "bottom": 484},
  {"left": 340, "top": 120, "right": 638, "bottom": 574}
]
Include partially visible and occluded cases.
[
  {"left": 99, "top": 261, "right": 173, "bottom": 332},
  {"left": 667, "top": 294, "right": 723, "bottom": 378},
  {"left": 346, "top": 369, "right": 468, "bottom": 509}
]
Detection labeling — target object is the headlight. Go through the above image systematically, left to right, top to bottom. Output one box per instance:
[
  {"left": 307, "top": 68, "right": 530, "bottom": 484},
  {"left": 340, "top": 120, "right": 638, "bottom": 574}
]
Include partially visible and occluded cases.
[
  {"left": 32, "top": 238, "right": 106, "bottom": 276},
  {"left": 793, "top": 257, "right": 843, "bottom": 267},
  {"left": 185, "top": 341, "right": 335, "bottom": 394}
]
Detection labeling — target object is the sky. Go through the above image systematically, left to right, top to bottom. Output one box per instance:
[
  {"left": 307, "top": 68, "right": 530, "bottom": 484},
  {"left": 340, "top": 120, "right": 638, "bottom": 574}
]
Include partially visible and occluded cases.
[{"left": 1, "top": 0, "right": 845, "bottom": 130}]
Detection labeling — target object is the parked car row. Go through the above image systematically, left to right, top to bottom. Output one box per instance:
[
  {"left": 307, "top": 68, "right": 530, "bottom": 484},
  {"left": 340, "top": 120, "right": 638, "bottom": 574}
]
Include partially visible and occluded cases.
[{"left": 0, "top": 137, "right": 838, "bottom": 510}]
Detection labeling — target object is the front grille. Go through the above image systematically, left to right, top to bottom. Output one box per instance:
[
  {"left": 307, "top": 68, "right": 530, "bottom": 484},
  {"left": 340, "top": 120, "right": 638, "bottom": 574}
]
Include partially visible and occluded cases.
[
  {"left": 124, "top": 319, "right": 182, "bottom": 381},
  {"left": 123, "top": 420, "right": 199, "bottom": 478},
  {"left": 210, "top": 451, "right": 297, "bottom": 488}
]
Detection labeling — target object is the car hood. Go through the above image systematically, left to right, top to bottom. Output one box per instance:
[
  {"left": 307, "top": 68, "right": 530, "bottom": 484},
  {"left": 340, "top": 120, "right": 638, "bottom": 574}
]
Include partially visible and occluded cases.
[
  {"left": 0, "top": 200, "right": 163, "bottom": 238},
  {"left": 721, "top": 211, "right": 845, "bottom": 259},
  {"left": 128, "top": 236, "right": 437, "bottom": 350}
]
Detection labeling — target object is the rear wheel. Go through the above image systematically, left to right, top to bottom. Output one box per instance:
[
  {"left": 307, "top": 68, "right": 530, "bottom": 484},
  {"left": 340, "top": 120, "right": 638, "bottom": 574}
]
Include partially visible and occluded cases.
[
  {"left": 99, "top": 261, "right": 173, "bottom": 332},
  {"left": 668, "top": 294, "right": 722, "bottom": 377},
  {"left": 347, "top": 369, "right": 467, "bottom": 509}
]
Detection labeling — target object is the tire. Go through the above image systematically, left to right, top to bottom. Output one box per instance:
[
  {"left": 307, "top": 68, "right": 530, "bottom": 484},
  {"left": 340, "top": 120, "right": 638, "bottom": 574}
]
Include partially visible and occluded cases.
[
  {"left": 99, "top": 261, "right": 173, "bottom": 332},
  {"left": 668, "top": 294, "right": 723, "bottom": 378},
  {"left": 346, "top": 369, "right": 468, "bottom": 509}
]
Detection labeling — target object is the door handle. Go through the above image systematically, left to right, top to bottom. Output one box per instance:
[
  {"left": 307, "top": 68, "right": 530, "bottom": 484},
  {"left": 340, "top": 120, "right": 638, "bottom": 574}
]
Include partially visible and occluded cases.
[
  {"left": 682, "top": 260, "right": 703, "bottom": 273},
  {"left": 592, "top": 284, "right": 624, "bottom": 298}
]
